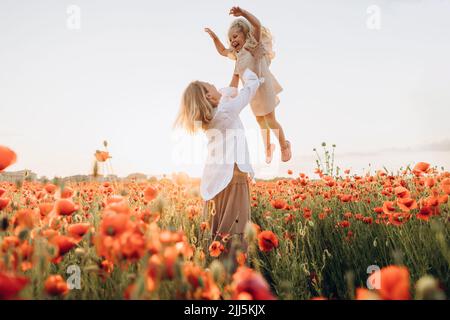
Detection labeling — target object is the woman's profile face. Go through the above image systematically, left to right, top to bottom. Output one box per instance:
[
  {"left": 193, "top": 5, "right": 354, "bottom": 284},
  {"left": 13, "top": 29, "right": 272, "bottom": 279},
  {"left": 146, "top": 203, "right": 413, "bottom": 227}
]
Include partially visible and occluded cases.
[{"left": 200, "top": 82, "right": 220, "bottom": 103}]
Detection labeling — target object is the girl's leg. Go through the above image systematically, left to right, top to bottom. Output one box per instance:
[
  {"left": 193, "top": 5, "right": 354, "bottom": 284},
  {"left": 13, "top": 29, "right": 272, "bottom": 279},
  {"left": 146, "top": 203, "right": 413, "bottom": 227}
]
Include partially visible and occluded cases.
[
  {"left": 264, "top": 111, "right": 291, "bottom": 162},
  {"left": 264, "top": 111, "right": 286, "bottom": 148},
  {"left": 255, "top": 116, "right": 270, "bottom": 150},
  {"left": 256, "top": 116, "right": 275, "bottom": 163}
]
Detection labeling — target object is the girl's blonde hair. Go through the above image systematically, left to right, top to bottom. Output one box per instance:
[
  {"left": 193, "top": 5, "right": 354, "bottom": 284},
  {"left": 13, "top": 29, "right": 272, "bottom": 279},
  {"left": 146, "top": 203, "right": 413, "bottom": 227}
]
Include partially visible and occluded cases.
[
  {"left": 227, "top": 18, "right": 275, "bottom": 61},
  {"left": 174, "top": 81, "right": 214, "bottom": 134}
]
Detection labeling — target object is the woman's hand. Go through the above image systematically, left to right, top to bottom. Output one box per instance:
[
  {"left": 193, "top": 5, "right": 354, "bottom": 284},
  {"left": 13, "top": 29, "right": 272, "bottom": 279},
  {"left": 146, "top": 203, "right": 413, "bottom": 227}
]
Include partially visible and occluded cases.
[
  {"left": 229, "top": 6, "right": 245, "bottom": 17},
  {"left": 204, "top": 28, "right": 217, "bottom": 39}
]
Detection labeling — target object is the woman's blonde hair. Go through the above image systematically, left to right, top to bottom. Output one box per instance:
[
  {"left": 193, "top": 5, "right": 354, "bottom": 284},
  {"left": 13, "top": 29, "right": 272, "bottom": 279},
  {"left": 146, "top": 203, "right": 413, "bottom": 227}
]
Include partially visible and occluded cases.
[
  {"left": 227, "top": 18, "right": 275, "bottom": 61},
  {"left": 174, "top": 81, "right": 214, "bottom": 134}
]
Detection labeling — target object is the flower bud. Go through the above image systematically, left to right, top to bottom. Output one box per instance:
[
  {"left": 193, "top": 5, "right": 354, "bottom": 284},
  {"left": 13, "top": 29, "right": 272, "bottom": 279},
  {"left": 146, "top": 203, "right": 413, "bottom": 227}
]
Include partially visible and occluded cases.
[
  {"left": 244, "top": 222, "right": 257, "bottom": 243},
  {"left": 74, "top": 248, "right": 86, "bottom": 257},
  {"left": 210, "top": 260, "right": 225, "bottom": 284},
  {"left": 84, "top": 265, "right": 100, "bottom": 272},
  {"left": 415, "top": 275, "right": 446, "bottom": 300}
]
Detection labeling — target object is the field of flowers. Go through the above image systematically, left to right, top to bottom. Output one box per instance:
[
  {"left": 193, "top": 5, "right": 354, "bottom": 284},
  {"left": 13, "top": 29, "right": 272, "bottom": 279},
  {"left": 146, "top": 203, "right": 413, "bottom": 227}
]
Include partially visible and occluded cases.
[{"left": 0, "top": 144, "right": 449, "bottom": 300}]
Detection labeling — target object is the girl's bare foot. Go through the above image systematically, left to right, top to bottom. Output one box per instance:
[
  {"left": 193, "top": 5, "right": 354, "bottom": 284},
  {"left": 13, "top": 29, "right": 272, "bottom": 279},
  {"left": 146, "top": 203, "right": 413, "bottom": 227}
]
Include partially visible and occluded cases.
[
  {"left": 281, "top": 141, "right": 292, "bottom": 162},
  {"left": 266, "top": 143, "right": 276, "bottom": 164}
]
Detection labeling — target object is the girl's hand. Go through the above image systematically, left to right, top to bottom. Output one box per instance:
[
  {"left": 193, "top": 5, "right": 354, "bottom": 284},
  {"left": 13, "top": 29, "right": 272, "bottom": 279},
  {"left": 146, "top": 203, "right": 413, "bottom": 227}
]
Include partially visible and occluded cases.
[
  {"left": 229, "top": 6, "right": 245, "bottom": 17},
  {"left": 229, "top": 7, "right": 262, "bottom": 42},
  {"left": 204, "top": 28, "right": 217, "bottom": 39},
  {"left": 205, "top": 28, "right": 229, "bottom": 57}
]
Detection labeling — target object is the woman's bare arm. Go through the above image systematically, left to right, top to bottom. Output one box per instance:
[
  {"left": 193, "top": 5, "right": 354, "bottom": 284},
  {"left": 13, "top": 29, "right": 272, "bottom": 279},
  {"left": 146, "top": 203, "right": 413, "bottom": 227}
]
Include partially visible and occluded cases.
[
  {"left": 229, "top": 7, "right": 262, "bottom": 43},
  {"left": 205, "top": 28, "right": 231, "bottom": 57},
  {"left": 229, "top": 73, "right": 239, "bottom": 88}
]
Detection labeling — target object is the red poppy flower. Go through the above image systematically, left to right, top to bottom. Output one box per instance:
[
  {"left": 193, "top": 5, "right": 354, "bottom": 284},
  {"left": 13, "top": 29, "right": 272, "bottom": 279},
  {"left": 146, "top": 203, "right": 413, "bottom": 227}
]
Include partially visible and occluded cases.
[
  {"left": 0, "top": 146, "right": 17, "bottom": 172},
  {"left": 413, "top": 162, "right": 430, "bottom": 176},
  {"left": 424, "top": 177, "right": 436, "bottom": 188},
  {"left": 441, "top": 178, "right": 450, "bottom": 195},
  {"left": 44, "top": 183, "right": 57, "bottom": 195},
  {"left": 144, "top": 186, "right": 158, "bottom": 201},
  {"left": 394, "top": 186, "right": 410, "bottom": 199},
  {"left": 61, "top": 187, "right": 74, "bottom": 199},
  {"left": 339, "top": 194, "right": 352, "bottom": 203},
  {"left": 0, "top": 198, "right": 10, "bottom": 211},
  {"left": 397, "top": 198, "right": 417, "bottom": 212},
  {"left": 56, "top": 199, "right": 78, "bottom": 216},
  {"left": 271, "top": 199, "right": 287, "bottom": 210},
  {"left": 382, "top": 201, "right": 397, "bottom": 215},
  {"left": 38, "top": 203, "right": 54, "bottom": 217},
  {"left": 417, "top": 206, "right": 433, "bottom": 221},
  {"left": 373, "top": 207, "right": 384, "bottom": 214},
  {"left": 303, "top": 208, "right": 312, "bottom": 220},
  {"left": 12, "top": 209, "right": 38, "bottom": 229},
  {"left": 343, "top": 212, "right": 352, "bottom": 219},
  {"left": 389, "top": 212, "right": 410, "bottom": 226},
  {"left": 103, "top": 213, "right": 131, "bottom": 237},
  {"left": 363, "top": 217, "right": 373, "bottom": 224},
  {"left": 338, "top": 220, "right": 350, "bottom": 228},
  {"left": 200, "top": 221, "right": 209, "bottom": 231},
  {"left": 68, "top": 223, "right": 91, "bottom": 239},
  {"left": 257, "top": 231, "right": 279, "bottom": 252},
  {"left": 52, "top": 235, "right": 78, "bottom": 256},
  {"left": 208, "top": 241, "right": 224, "bottom": 257},
  {"left": 236, "top": 252, "right": 247, "bottom": 266},
  {"left": 100, "top": 259, "right": 114, "bottom": 274},
  {"left": 368, "top": 266, "right": 410, "bottom": 300},
  {"left": 232, "top": 267, "right": 275, "bottom": 300},
  {"left": 0, "top": 272, "right": 28, "bottom": 300},
  {"left": 44, "top": 275, "right": 69, "bottom": 296},
  {"left": 123, "top": 283, "right": 136, "bottom": 300},
  {"left": 355, "top": 288, "right": 380, "bottom": 300}
]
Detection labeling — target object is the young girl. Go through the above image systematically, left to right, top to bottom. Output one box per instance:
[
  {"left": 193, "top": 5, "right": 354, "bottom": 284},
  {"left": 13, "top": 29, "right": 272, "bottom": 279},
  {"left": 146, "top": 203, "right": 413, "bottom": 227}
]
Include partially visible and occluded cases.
[
  {"left": 205, "top": 6, "right": 291, "bottom": 164},
  {"left": 174, "top": 68, "right": 264, "bottom": 250}
]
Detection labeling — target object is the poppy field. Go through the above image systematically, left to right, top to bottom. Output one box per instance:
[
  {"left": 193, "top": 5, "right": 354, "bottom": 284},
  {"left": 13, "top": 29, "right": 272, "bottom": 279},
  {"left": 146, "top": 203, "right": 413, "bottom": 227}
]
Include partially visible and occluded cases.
[{"left": 0, "top": 145, "right": 449, "bottom": 300}]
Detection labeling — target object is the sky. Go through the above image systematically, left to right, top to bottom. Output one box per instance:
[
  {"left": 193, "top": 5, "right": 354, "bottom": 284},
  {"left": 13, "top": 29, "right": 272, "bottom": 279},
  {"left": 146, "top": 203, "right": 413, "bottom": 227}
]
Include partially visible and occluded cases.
[{"left": 1, "top": 0, "right": 449, "bottom": 178}]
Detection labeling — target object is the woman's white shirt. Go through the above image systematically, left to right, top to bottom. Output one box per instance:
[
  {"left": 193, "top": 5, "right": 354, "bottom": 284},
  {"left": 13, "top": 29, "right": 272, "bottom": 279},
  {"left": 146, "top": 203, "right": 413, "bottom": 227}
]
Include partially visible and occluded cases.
[{"left": 200, "top": 69, "right": 264, "bottom": 201}]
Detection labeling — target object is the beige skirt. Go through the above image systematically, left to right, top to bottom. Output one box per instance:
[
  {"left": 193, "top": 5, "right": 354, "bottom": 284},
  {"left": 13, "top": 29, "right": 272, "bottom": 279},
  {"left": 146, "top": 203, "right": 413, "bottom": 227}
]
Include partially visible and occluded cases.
[{"left": 203, "top": 165, "right": 251, "bottom": 241}]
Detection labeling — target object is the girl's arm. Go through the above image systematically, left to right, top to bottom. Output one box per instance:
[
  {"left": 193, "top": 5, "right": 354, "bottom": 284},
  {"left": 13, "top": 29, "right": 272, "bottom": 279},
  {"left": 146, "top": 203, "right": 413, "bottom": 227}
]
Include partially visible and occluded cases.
[
  {"left": 229, "top": 7, "right": 262, "bottom": 43},
  {"left": 205, "top": 28, "right": 231, "bottom": 57}
]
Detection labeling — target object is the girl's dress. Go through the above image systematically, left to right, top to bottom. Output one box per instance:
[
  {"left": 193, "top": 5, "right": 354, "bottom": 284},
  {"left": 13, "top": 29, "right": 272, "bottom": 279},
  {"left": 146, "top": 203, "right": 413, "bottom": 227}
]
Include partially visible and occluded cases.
[{"left": 231, "top": 42, "right": 283, "bottom": 117}]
